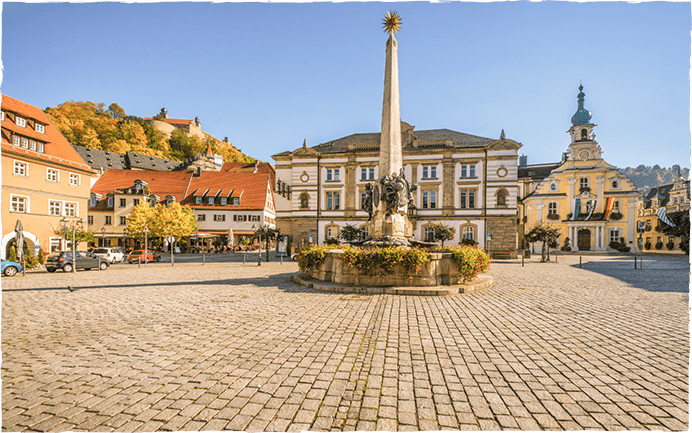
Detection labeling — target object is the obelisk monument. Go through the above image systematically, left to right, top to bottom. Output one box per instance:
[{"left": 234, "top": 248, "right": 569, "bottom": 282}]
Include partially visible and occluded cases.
[{"left": 367, "top": 11, "right": 414, "bottom": 243}]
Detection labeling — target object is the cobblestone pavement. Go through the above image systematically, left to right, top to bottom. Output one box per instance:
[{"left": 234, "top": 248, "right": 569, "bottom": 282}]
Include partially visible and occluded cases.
[{"left": 2, "top": 255, "right": 688, "bottom": 431}]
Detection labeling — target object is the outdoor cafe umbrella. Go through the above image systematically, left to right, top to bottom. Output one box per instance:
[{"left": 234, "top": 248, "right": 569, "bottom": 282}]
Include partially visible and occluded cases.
[
  {"left": 14, "top": 219, "right": 24, "bottom": 261},
  {"left": 227, "top": 228, "right": 234, "bottom": 248}
]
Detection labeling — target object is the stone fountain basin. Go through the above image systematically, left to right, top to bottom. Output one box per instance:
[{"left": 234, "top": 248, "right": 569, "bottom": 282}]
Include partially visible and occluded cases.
[{"left": 309, "top": 249, "right": 480, "bottom": 287}]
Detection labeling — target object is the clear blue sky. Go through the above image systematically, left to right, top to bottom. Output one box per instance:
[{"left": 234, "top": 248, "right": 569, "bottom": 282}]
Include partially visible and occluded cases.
[{"left": 2, "top": 2, "right": 690, "bottom": 169}]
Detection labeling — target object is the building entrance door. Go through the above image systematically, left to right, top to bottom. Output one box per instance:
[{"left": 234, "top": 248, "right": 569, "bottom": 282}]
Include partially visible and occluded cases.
[{"left": 577, "top": 229, "right": 591, "bottom": 251}]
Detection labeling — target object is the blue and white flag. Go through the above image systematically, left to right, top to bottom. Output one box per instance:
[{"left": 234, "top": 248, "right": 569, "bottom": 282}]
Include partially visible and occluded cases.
[
  {"left": 572, "top": 198, "right": 581, "bottom": 220},
  {"left": 584, "top": 200, "right": 596, "bottom": 221},
  {"left": 656, "top": 207, "right": 676, "bottom": 227}
]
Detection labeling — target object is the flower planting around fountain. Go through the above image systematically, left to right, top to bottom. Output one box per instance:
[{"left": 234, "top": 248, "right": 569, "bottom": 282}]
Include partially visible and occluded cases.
[{"left": 296, "top": 244, "right": 491, "bottom": 288}]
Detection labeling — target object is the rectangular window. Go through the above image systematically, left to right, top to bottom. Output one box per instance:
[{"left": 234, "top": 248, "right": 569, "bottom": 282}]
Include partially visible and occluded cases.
[
  {"left": 1, "top": 111, "right": 4, "bottom": 121},
  {"left": 16, "top": 117, "right": 26, "bottom": 127},
  {"left": 35, "top": 124, "right": 45, "bottom": 134},
  {"left": 13, "top": 136, "right": 20, "bottom": 146},
  {"left": 21, "top": 138, "right": 29, "bottom": 148},
  {"left": 29, "top": 141, "right": 37, "bottom": 151},
  {"left": 37, "top": 143, "right": 44, "bottom": 153},
  {"left": 14, "top": 161, "right": 27, "bottom": 176},
  {"left": 460, "top": 164, "right": 477, "bottom": 178},
  {"left": 422, "top": 165, "right": 437, "bottom": 179},
  {"left": 470, "top": 165, "right": 475, "bottom": 177},
  {"left": 422, "top": 166, "right": 429, "bottom": 179},
  {"left": 461, "top": 166, "right": 467, "bottom": 178},
  {"left": 361, "top": 168, "right": 367, "bottom": 180},
  {"left": 361, "top": 168, "right": 375, "bottom": 180},
  {"left": 369, "top": 168, "right": 375, "bottom": 180},
  {"left": 326, "top": 169, "right": 340, "bottom": 182},
  {"left": 69, "top": 173, "right": 80, "bottom": 186},
  {"left": 460, "top": 189, "right": 476, "bottom": 209},
  {"left": 423, "top": 190, "right": 437, "bottom": 209},
  {"left": 430, "top": 190, "right": 437, "bottom": 209},
  {"left": 460, "top": 190, "right": 466, "bottom": 209},
  {"left": 469, "top": 190, "right": 475, "bottom": 208},
  {"left": 326, "top": 192, "right": 340, "bottom": 210},
  {"left": 327, "top": 192, "right": 333, "bottom": 210},
  {"left": 361, "top": 192, "right": 367, "bottom": 209},
  {"left": 11, "top": 196, "right": 27, "bottom": 213},
  {"left": 195, "top": 196, "right": 203, "bottom": 204},
  {"left": 208, "top": 197, "right": 215, "bottom": 205},
  {"left": 220, "top": 197, "right": 227, "bottom": 205},
  {"left": 232, "top": 197, "right": 240, "bottom": 205},
  {"left": 120, "top": 198, "right": 127, "bottom": 207},
  {"left": 132, "top": 199, "right": 140, "bottom": 207},
  {"left": 49, "top": 201, "right": 62, "bottom": 216},
  {"left": 64, "top": 202, "right": 76, "bottom": 217},
  {"left": 197, "top": 214, "right": 206, "bottom": 222},
  {"left": 214, "top": 215, "right": 226, "bottom": 222},
  {"left": 251, "top": 215, "right": 259, "bottom": 222},
  {"left": 87, "top": 216, "right": 94, "bottom": 225},
  {"left": 105, "top": 216, "right": 112, "bottom": 225},
  {"left": 120, "top": 216, "right": 127, "bottom": 225},
  {"left": 424, "top": 227, "right": 434, "bottom": 242},
  {"left": 609, "top": 229, "right": 620, "bottom": 244}
]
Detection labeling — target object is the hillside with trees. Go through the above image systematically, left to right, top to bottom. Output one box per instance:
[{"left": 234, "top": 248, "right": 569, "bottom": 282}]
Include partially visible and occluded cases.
[
  {"left": 45, "top": 101, "right": 254, "bottom": 163},
  {"left": 619, "top": 165, "right": 689, "bottom": 195}
]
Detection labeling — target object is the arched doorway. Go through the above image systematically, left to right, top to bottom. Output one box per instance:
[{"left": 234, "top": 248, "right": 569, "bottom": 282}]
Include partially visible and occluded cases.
[
  {"left": 577, "top": 229, "right": 591, "bottom": 251},
  {"left": 2, "top": 231, "right": 39, "bottom": 260}
]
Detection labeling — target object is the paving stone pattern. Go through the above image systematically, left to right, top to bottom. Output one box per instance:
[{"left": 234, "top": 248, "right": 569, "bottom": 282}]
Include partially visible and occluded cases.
[{"left": 2, "top": 255, "right": 688, "bottom": 431}]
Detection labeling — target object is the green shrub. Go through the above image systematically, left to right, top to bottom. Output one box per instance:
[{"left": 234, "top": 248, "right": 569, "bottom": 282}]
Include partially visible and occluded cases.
[
  {"left": 296, "top": 245, "right": 327, "bottom": 274},
  {"left": 445, "top": 245, "right": 491, "bottom": 282},
  {"left": 7, "top": 246, "right": 17, "bottom": 262},
  {"left": 340, "top": 246, "right": 430, "bottom": 280},
  {"left": 38, "top": 248, "right": 45, "bottom": 265}
]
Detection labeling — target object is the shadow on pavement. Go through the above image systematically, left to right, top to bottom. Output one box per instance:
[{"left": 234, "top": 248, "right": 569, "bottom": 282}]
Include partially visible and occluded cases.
[
  {"left": 571, "top": 256, "right": 690, "bottom": 293},
  {"left": 1, "top": 272, "right": 303, "bottom": 293}
]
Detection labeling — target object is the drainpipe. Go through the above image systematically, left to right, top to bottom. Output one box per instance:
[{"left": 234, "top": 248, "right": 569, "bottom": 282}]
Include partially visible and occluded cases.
[
  {"left": 483, "top": 148, "right": 488, "bottom": 252},
  {"left": 316, "top": 154, "right": 321, "bottom": 245}
]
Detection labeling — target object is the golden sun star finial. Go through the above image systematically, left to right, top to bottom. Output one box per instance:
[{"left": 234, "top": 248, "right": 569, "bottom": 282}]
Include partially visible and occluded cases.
[{"left": 382, "top": 10, "right": 402, "bottom": 35}]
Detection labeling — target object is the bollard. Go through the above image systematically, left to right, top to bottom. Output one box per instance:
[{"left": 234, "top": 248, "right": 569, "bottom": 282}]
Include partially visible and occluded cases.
[
  {"left": 521, "top": 253, "right": 524, "bottom": 267},
  {"left": 203, "top": 254, "right": 205, "bottom": 265},
  {"left": 244, "top": 254, "right": 246, "bottom": 265},
  {"left": 281, "top": 255, "right": 283, "bottom": 265},
  {"left": 579, "top": 256, "right": 582, "bottom": 268},
  {"left": 634, "top": 256, "right": 637, "bottom": 269},
  {"left": 138, "top": 257, "right": 141, "bottom": 268}
]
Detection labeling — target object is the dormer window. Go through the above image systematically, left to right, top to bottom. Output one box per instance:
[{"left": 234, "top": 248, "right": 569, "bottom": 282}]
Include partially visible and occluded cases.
[
  {"left": 1, "top": 111, "right": 4, "bottom": 121},
  {"left": 15, "top": 117, "right": 26, "bottom": 128},
  {"left": 35, "top": 124, "right": 45, "bottom": 134},
  {"left": 13, "top": 136, "right": 20, "bottom": 146},
  {"left": 21, "top": 138, "right": 29, "bottom": 149},
  {"left": 30, "top": 141, "right": 37, "bottom": 151},
  {"left": 37, "top": 143, "right": 44, "bottom": 153},
  {"left": 106, "top": 194, "right": 114, "bottom": 208},
  {"left": 195, "top": 196, "right": 203, "bottom": 205},
  {"left": 207, "top": 196, "right": 215, "bottom": 205},
  {"left": 220, "top": 197, "right": 227, "bottom": 205},
  {"left": 232, "top": 197, "right": 240, "bottom": 205}
]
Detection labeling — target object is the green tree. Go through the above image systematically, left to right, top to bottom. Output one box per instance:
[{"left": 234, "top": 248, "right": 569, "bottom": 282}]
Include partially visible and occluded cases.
[
  {"left": 661, "top": 210, "right": 690, "bottom": 254},
  {"left": 524, "top": 222, "right": 561, "bottom": 262},
  {"left": 430, "top": 223, "right": 456, "bottom": 247},
  {"left": 339, "top": 224, "right": 363, "bottom": 243}
]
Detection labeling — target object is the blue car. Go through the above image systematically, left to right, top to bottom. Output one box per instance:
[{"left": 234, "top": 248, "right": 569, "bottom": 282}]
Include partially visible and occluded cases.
[{"left": 2, "top": 259, "right": 23, "bottom": 276}]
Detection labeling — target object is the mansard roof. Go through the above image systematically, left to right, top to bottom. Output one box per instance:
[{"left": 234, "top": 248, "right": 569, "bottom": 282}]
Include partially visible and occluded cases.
[
  {"left": 72, "top": 145, "right": 182, "bottom": 172},
  {"left": 644, "top": 180, "right": 691, "bottom": 209}
]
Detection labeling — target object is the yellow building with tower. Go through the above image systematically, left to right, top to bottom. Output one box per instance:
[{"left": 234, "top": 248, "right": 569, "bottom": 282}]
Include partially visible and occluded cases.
[{"left": 522, "top": 86, "right": 640, "bottom": 252}]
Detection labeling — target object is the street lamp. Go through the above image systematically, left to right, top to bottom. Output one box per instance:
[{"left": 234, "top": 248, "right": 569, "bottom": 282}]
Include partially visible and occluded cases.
[
  {"left": 60, "top": 216, "right": 84, "bottom": 274},
  {"left": 252, "top": 224, "right": 262, "bottom": 266},
  {"left": 101, "top": 227, "right": 106, "bottom": 247}
]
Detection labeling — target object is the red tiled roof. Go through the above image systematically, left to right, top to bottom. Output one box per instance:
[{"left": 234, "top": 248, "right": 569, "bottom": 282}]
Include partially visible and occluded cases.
[
  {"left": 1, "top": 94, "right": 95, "bottom": 174},
  {"left": 143, "top": 117, "right": 193, "bottom": 126},
  {"left": 221, "top": 161, "right": 276, "bottom": 186},
  {"left": 90, "top": 170, "right": 194, "bottom": 210},
  {"left": 184, "top": 171, "right": 273, "bottom": 211}
]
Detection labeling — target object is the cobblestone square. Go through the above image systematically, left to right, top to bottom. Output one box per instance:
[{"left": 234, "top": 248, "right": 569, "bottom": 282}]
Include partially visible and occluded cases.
[{"left": 2, "top": 255, "right": 688, "bottom": 431}]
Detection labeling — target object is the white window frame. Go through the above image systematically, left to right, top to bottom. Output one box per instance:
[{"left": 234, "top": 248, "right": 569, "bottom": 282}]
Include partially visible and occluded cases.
[
  {"left": 1, "top": 111, "right": 4, "bottom": 121},
  {"left": 16, "top": 116, "right": 26, "bottom": 128},
  {"left": 35, "top": 123, "right": 45, "bottom": 134},
  {"left": 13, "top": 136, "right": 20, "bottom": 146},
  {"left": 21, "top": 138, "right": 29, "bottom": 149},
  {"left": 37, "top": 142, "right": 44, "bottom": 153},
  {"left": 13, "top": 160, "right": 28, "bottom": 177},
  {"left": 422, "top": 165, "right": 437, "bottom": 179},
  {"left": 47, "top": 168, "right": 59, "bottom": 182},
  {"left": 326, "top": 168, "right": 340, "bottom": 182},
  {"left": 69, "top": 173, "right": 81, "bottom": 186},
  {"left": 580, "top": 177, "right": 589, "bottom": 190},
  {"left": 326, "top": 191, "right": 340, "bottom": 210},
  {"left": 10, "top": 195, "right": 28, "bottom": 213},
  {"left": 195, "top": 196, "right": 203, "bottom": 205},
  {"left": 208, "top": 197, "right": 215, "bottom": 205},
  {"left": 220, "top": 197, "right": 227, "bottom": 205},
  {"left": 232, "top": 197, "right": 240, "bottom": 205},
  {"left": 49, "top": 200, "right": 62, "bottom": 216},
  {"left": 613, "top": 200, "right": 621, "bottom": 213},
  {"left": 63, "top": 202, "right": 77, "bottom": 217},
  {"left": 548, "top": 202, "right": 558, "bottom": 215},
  {"left": 214, "top": 214, "right": 226, "bottom": 222},
  {"left": 250, "top": 215, "right": 259, "bottom": 222},
  {"left": 105, "top": 216, "right": 112, "bottom": 225},
  {"left": 120, "top": 216, "right": 127, "bottom": 225},
  {"left": 423, "top": 226, "right": 435, "bottom": 242},
  {"left": 462, "top": 226, "right": 475, "bottom": 241},
  {"left": 609, "top": 229, "right": 620, "bottom": 244}
]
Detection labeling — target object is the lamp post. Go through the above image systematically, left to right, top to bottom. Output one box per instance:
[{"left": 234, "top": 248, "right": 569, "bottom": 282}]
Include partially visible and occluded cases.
[
  {"left": 60, "top": 217, "right": 84, "bottom": 274},
  {"left": 142, "top": 224, "right": 149, "bottom": 267},
  {"left": 252, "top": 224, "right": 262, "bottom": 266},
  {"left": 101, "top": 227, "right": 106, "bottom": 247}
]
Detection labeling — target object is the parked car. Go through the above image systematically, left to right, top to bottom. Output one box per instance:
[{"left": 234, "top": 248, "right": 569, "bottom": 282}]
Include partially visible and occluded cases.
[
  {"left": 92, "top": 247, "right": 125, "bottom": 263},
  {"left": 127, "top": 250, "right": 161, "bottom": 263},
  {"left": 45, "top": 251, "right": 109, "bottom": 272},
  {"left": 2, "top": 259, "right": 23, "bottom": 276}
]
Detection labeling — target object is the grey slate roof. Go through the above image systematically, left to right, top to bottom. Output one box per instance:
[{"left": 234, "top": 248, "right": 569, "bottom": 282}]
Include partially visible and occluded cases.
[
  {"left": 313, "top": 129, "right": 496, "bottom": 154},
  {"left": 72, "top": 145, "right": 182, "bottom": 172},
  {"left": 518, "top": 163, "right": 561, "bottom": 180},
  {"left": 644, "top": 180, "right": 691, "bottom": 209}
]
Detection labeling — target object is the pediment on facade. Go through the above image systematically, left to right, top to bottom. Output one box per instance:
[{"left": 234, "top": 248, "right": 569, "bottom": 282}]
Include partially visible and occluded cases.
[
  {"left": 487, "top": 138, "right": 522, "bottom": 150},
  {"left": 290, "top": 145, "right": 321, "bottom": 157}
]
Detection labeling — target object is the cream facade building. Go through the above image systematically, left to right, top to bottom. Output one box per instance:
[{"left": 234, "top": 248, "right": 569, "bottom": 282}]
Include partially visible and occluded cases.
[
  {"left": 522, "top": 86, "right": 640, "bottom": 252},
  {"left": 273, "top": 123, "right": 521, "bottom": 257},
  {"left": 636, "top": 176, "right": 690, "bottom": 254}
]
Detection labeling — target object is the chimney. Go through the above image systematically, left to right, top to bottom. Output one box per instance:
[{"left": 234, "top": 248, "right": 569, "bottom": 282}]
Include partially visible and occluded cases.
[
  {"left": 518, "top": 155, "right": 527, "bottom": 167},
  {"left": 254, "top": 161, "right": 258, "bottom": 173},
  {"left": 196, "top": 167, "right": 202, "bottom": 177}
]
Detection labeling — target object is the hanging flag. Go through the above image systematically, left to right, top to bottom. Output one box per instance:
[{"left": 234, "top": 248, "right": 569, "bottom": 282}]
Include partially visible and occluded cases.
[
  {"left": 603, "top": 197, "right": 614, "bottom": 220},
  {"left": 573, "top": 198, "right": 581, "bottom": 220},
  {"left": 584, "top": 200, "right": 596, "bottom": 220},
  {"left": 656, "top": 208, "right": 676, "bottom": 227}
]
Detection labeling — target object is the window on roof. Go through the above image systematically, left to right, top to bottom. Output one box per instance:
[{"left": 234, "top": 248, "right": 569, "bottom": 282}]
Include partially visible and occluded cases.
[
  {"left": 1, "top": 111, "right": 4, "bottom": 121},
  {"left": 16, "top": 117, "right": 26, "bottom": 128},
  {"left": 35, "top": 124, "right": 45, "bottom": 134},
  {"left": 13, "top": 136, "right": 20, "bottom": 146},
  {"left": 21, "top": 138, "right": 29, "bottom": 149},
  {"left": 29, "top": 141, "right": 37, "bottom": 151},
  {"left": 37, "top": 143, "right": 44, "bottom": 153},
  {"left": 106, "top": 196, "right": 114, "bottom": 208},
  {"left": 195, "top": 197, "right": 203, "bottom": 205},
  {"left": 208, "top": 197, "right": 215, "bottom": 205},
  {"left": 220, "top": 197, "right": 227, "bottom": 205},
  {"left": 232, "top": 197, "right": 240, "bottom": 205}
]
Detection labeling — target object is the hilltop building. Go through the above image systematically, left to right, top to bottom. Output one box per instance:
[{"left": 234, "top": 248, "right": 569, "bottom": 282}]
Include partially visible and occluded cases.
[
  {"left": 521, "top": 86, "right": 640, "bottom": 252},
  {"left": 1, "top": 95, "right": 97, "bottom": 257},
  {"left": 273, "top": 124, "right": 521, "bottom": 256}
]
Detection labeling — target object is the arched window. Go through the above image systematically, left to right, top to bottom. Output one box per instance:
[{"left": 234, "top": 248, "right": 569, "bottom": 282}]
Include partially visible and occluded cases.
[
  {"left": 581, "top": 129, "right": 588, "bottom": 140},
  {"left": 496, "top": 189, "right": 508, "bottom": 207},
  {"left": 300, "top": 192, "right": 309, "bottom": 209},
  {"left": 613, "top": 200, "right": 620, "bottom": 213},
  {"left": 548, "top": 202, "right": 558, "bottom": 215},
  {"left": 459, "top": 223, "right": 477, "bottom": 245},
  {"left": 423, "top": 225, "right": 435, "bottom": 242}
]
